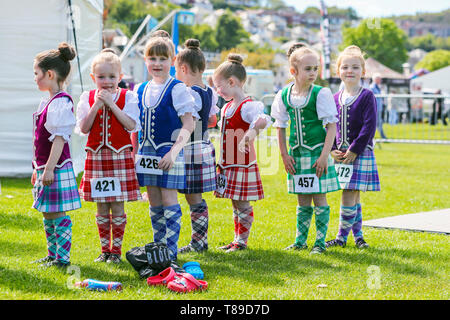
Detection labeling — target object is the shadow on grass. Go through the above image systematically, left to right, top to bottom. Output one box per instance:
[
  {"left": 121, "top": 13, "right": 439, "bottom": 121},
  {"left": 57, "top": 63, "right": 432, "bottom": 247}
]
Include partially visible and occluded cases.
[
  {"left": 0, "top": 212, "right": 42, "bottom": 231},
  {"left": 0, "top": 239, "right": 43, "bottom": 259},
  {"left": 323, "top": 246, "right": 439, "bottom": 278},
  {"left": 179, "top": 248, "right": 345, "bottom": 287},
  {"left": 0, "top": 265, "right": 70, "bottom": 295}
]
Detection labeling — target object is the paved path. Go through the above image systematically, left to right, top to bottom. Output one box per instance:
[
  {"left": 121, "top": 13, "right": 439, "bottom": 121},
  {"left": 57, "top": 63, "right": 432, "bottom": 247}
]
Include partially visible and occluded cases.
[{"left": 363, "top": 208, "right": 450, "bottom": 235}]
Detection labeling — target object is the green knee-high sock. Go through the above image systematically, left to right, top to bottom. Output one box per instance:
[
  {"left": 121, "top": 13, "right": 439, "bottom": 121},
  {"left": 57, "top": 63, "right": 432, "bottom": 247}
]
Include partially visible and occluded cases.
[
  {"left": 294, "top": 206, "right": 313, "bottom": 247},
  {"left": 313, "top": 206, "right": 330, "bottom": 250}
]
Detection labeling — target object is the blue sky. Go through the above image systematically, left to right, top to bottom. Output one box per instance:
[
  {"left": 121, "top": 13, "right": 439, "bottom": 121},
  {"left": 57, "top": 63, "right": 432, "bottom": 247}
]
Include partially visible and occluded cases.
[{"left": 284, "top": 0, "right": 449, "bottom": 18}]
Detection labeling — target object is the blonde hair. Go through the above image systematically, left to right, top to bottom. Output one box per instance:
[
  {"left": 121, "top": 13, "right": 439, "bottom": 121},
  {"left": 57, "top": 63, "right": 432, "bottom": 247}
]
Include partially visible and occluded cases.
[
  {"left": 144, "top": 37, "right": 175, "bottom": 59},
  {"left": 286, "top": 42, "right": 308, "bottom": 58},
  {"left": 336, "top": 45, "right": 366, "bottom": 73},
  {"left": 289, "top": 46, "right": 320, "bottom": 69},
  {"left": 91, "top": 48, "right": 121, "bottom": 73},
  {"left": 213, "top": 53, "right": 246, "bottom": 83}
]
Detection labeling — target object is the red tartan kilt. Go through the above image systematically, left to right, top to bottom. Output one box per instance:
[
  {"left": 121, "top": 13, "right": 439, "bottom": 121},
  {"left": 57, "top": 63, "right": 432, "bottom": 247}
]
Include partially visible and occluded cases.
[
  {"left": 79, "top": 147, "right": 141, "bottom": 202},
  {"left": 214, "top": 164, "right": 264, "bottom": 201}
]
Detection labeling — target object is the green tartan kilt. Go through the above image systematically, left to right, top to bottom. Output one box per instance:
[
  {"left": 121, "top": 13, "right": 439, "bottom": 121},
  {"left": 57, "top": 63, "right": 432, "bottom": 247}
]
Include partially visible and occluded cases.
[{"left": 287, "top": 146, "right": 340, "bottom": 194}]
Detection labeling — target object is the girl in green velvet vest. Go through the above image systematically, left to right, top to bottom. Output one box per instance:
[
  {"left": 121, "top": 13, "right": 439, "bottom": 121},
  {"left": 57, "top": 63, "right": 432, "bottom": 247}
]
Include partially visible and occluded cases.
[{"left": 271, "top": 44, "right": 340, "bottom": 254}]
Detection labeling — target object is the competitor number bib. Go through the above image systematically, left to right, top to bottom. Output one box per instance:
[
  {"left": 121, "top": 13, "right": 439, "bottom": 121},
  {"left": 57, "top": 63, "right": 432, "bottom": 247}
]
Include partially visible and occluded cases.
[
  {"left": 135, "top": 155, "right": 163, "bottom": 175},
  {"left": 335, "top": 164, "right": 353, "bottom": 183},
  {"left": 216, "top": 174, "right": 227, "bottom": 194},
  {"left": 293, "top": 174, "right": 319, "bottom": 193},
  {"left": 91, "top": 177, "right": 121, "bottom": 198}
]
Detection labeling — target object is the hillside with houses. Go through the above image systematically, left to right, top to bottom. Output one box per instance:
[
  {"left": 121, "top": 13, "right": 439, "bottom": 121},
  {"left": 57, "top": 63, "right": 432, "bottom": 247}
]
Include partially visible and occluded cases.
[{"left": 104, "top": 0, "right": 450, "bottom": 93}]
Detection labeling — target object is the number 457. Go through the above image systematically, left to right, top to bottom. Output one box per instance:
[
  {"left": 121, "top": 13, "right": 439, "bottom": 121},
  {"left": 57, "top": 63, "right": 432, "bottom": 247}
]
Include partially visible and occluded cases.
[{"left": 297, "top": 177, "right": 314, "bottom": 188}]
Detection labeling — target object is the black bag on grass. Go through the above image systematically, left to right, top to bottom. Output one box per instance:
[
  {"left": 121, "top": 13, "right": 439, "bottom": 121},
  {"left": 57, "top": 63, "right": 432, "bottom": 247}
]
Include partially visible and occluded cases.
[{"left": 126, "top": 242, "right": 171, "bottom": 278}]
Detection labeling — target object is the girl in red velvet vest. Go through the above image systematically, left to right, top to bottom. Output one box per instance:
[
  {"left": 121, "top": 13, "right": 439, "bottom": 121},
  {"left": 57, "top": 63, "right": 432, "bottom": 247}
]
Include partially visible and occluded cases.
[
  {"left": 31, "top": 42, "right": 81, "bottom": 268},
  {"left": 76, "top": 49, "right": 141, "bottom": 264},
  {"left": 212, "top": 54, "right": 272, "bottom": 252}
]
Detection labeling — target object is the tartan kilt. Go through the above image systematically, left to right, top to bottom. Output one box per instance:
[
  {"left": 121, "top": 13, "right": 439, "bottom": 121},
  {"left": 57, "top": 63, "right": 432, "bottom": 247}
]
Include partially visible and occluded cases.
[
  {"left": 178, "top": 141, "right": 217, "bottom": 194},
  {"left": 137, "top": 144, "right": 186, "bottom": 190},
  {"left": 287, "top": 146, "right": 340, "bottom": 194},
  {"left": 79, "top": 147, "right": 141, "bottom": 202},
  {"left": 335, "top": 147, "right": 380, "bottom": 192},
  {"left": 32, "top": 162, "right": 81, "bottom": 213},
  {"left": 214, "top": 163, "right": 264, "bottom": 201}
]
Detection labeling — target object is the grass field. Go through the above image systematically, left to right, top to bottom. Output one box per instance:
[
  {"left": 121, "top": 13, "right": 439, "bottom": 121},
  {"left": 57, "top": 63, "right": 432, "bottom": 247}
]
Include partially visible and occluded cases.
[
  {"left": 375, "top": 122, "right": 449, "bottom": 141},
  {"left": 0, "top": 141, "right": 449, "bottom": 300}
]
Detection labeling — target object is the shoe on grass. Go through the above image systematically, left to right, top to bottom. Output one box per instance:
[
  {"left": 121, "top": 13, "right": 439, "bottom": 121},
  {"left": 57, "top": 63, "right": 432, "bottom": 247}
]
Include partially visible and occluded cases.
[
  {"left": 355, "top": 238, "right": 369, "bottom": 249},
  {"left": 325, "top": 239, "right": 346, "bottom": 248},
  {"left": 218, "top": 242, "right": 235, "bottom": 250},
  {"left": 178, "top": 243, "right": 207, "bottom": 254},
  {"left": 225, "top": 243, "right": 247, "bottom": 252},
  {"left": 284, "top": 243, "right": 308, "bottom": 250},
  {"left": 310, "top": 246, "right": 325, "bottom": 254},
  {"left": 94, "top": 252, "right": 110, "bottom": 263},
  {"left": 106, "top": 253, "right": 122, "bottom": 264},
  {"left": 32, "top": 256, "right": 55, "bottom": 264},
  {"left": 40, "top": 260, "right": 71, "bottom": 269}
]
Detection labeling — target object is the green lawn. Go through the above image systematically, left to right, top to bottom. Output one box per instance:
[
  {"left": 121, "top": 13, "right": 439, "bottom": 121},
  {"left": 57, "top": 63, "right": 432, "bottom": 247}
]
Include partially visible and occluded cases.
[
  {"left": 376, "top": 123, "right": 449, "bottom": 141},
  {"left": 0, "top": 142, "right": 449, "bottom": 300}
]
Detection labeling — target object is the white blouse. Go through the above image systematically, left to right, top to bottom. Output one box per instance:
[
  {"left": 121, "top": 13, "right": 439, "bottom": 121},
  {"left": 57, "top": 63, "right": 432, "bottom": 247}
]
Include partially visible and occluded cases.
[
  {"left": 135, "top": 77, "right": 200, "bottom": 119},
  {"left": 189, "top": 85, "right": 220, "bottom": 117},
  {"left": 271, "top": 86, "right": 338, "bottom": 128},
  {"left": 75, "top": 89, "right": 141, "bottom": 136},
  {"left": 36, "top": 95, "right": 76, "bottom": 143},
  {"left": 220, "top": 100, "right": 272, "bottom": 130}
]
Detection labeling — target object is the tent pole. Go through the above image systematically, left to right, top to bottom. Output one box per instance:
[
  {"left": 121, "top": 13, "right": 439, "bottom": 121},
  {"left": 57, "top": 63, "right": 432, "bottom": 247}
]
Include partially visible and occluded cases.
[{"left": 68, "top": 0, "right": 84, "bottom": 92}]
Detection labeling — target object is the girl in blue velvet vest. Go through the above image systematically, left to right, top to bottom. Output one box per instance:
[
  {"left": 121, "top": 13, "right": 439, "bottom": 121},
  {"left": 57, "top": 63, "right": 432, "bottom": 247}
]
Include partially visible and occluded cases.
[
  {"left": 134, "top": 37, "right": 197, "bottom": 262},
  {"left": 174, "top": 39, "right": 220, "bottom": 254}
]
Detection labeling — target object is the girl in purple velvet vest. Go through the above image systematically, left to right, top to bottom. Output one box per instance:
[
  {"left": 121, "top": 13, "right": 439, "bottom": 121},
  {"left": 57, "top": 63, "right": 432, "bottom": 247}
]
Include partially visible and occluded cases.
[
  {"left": 31, "top": 42, "right": 81, "bottom": 268},
  {"left": 326, "top": 46, "right": 380, "bottom": 249}
]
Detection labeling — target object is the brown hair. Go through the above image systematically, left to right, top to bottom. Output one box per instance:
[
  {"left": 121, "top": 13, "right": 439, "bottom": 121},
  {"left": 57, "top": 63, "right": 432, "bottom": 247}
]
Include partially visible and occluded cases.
[
  {"left": 150, "top": 30, "right": 171, "bottom": 39},
  {"left": 144, "top": 37, "right": 175, "bottom": 59},
  {"left": 176, "top": 39, "right": 205, "bottom": 74},
  {"left": 34, "top": 42, "right": 76, "bottom": 84},
  {"left": 336, "top": 45, "right": 366, "bottom": 73},
  {"left": 91, "top": 48, "right": 122, "bottom": 73},
  {"left": 214, "top": 53, "right": 246, "bottom": 83}
]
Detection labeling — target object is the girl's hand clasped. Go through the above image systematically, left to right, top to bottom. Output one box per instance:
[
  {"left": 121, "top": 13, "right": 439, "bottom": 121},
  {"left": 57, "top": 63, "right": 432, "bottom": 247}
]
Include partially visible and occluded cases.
[
  {"left": 97, "top": 90, "right": 114, "bottom": 108},
  {"left": 342, "top": 150, "right": 357, "bottom": 164}
]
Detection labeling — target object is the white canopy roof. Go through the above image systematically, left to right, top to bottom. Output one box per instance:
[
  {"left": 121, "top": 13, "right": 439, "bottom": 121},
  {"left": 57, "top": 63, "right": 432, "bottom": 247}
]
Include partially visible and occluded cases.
[
  {"left": 0, "top": 0, "right": 103, "bottom": 177},
  {"left": 410, "top": 65, "right": 450, "bottom": 94}
]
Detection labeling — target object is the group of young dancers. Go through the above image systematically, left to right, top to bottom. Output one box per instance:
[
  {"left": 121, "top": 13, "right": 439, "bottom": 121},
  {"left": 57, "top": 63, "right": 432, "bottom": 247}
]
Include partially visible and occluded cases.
[{"left": 30, "top": 32, "right": 379, "bottom": 269}]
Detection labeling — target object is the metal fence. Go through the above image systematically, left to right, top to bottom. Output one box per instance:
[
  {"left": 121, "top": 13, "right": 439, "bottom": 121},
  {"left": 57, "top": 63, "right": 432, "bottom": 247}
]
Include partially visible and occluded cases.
[{"left": 260, "top": 93, "right": 450, "bottom": 145}]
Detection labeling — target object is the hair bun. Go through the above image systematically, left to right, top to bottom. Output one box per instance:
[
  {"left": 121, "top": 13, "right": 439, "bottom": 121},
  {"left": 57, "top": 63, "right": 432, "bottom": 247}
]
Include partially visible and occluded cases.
[
  {"left": 184, "top": 38, "right": 200, "bottom": 50},
  {"left": 58, "top": 42, "right": 76, "bottom": 62},
  {"left": 287, "top": 42, "right": 308, "bottom": 58},
  {"left": 343, "top": 45, "right": 362, "bottom": 54},
  {"left": 101, "top": 48, "right": 117, "bottom": 55},
  {"left": 227, "top": 53, "right": 243, "bottom": 64}
]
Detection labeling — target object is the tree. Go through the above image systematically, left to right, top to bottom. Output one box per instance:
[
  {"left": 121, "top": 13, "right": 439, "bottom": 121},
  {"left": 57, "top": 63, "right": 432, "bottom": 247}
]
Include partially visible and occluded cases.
[
  {"left": 215, "top": 10, "right": 250, "bottom": 51},
  {"left": 340, "top": 18, "right": 408, "bottom": 72},
  {"left": 179, "top": 24, "right": 219, "bottom": 52},
  {"left": 407, "top": 34, "right": 450, "bottom": 52},
  {"left": 217, "top": 48, "right": 276, "bottom": 71},
  {"left": 415, "top": 50, "right": 450, "bottom": 72}
]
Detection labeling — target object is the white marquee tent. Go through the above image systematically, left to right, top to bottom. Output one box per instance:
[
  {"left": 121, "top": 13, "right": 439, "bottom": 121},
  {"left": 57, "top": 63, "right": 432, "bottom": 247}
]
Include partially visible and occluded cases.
[
  {"left": 0, "top": 0, "right": 103, "bottom": 177},
  {"left": 410, "top": 65, "right": 450, "bottom": 94}
]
